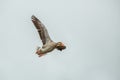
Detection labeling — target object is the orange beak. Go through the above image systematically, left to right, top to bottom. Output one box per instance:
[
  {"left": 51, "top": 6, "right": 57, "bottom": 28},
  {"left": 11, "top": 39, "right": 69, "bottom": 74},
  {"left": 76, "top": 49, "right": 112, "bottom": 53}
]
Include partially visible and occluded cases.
[{"left": 61, "top": 43, "right": 65, "bottom": 46}]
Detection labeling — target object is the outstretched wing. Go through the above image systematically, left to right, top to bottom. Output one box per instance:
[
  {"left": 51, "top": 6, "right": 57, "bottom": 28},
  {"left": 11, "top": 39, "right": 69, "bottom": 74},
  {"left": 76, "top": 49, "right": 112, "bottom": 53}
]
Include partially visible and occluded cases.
[{"left": 31, "top": 15, "right": 52, "bottom": 45}]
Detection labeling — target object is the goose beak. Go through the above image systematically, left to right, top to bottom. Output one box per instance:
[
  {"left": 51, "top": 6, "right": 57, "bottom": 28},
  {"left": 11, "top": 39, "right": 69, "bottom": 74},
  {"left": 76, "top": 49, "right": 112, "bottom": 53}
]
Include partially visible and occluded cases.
[{"left": 58, "top": 43, "right": 64, "bottom": 47}]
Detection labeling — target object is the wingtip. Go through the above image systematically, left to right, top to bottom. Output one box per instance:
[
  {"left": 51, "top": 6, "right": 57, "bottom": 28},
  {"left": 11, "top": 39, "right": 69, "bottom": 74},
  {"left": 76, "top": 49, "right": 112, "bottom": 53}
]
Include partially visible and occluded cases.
[
  {"left": 31, "top": 14, "right": 35, "bottom": 17},
  {"left": 31, "top": 15, "right": 38, "bottom": 21},
  {"left": 31, "top": 15, "right": 35, "bottom": 19}
]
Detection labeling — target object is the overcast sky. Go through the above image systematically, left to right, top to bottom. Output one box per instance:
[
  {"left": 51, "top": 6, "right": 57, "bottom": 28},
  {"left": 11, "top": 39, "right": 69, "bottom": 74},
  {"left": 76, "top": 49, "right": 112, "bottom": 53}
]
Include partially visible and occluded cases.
[{"left": 0, "top": 0, "right": 120, "bottom": 80}]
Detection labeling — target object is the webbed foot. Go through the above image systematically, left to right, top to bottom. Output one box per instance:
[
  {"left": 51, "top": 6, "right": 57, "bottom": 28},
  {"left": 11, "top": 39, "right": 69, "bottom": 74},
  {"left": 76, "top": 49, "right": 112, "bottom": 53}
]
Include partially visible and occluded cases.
[{"left": 36, "top": 48, "right": 45, "bottom": 57}]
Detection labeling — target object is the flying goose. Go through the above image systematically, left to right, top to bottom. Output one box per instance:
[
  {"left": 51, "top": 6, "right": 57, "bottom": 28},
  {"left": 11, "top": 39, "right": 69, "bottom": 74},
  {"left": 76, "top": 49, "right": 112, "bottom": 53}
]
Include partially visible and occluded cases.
[{"left": 31, "top": 15, "right": 66, "bottom": 57}]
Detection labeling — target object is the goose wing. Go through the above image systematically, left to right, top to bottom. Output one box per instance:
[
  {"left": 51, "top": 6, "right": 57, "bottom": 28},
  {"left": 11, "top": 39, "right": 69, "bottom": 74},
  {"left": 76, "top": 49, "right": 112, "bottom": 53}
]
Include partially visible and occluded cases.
[{"left": 31, "top": 15, "right": 52, "bottom": 45}]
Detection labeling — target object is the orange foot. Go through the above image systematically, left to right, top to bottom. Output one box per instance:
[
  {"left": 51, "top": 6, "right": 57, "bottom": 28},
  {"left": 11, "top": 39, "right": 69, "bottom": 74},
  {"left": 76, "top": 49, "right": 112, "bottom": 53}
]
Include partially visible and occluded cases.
[{"left": 36, "top": 50, "right": 45, "bottom": 57}]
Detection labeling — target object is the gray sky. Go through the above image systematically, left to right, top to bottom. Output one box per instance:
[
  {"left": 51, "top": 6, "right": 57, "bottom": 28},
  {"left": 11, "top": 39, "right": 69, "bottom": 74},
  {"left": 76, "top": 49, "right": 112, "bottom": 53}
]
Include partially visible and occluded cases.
[{"left": 0, "top": 0, "right": 120, "bottom": 80}]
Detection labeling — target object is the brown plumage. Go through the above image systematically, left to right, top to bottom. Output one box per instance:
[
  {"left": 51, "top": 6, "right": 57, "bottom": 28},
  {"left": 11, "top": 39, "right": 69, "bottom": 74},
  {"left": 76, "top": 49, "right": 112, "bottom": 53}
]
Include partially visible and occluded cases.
[{"left": 31, "top": 15, "right": 66, "bottom": 57}]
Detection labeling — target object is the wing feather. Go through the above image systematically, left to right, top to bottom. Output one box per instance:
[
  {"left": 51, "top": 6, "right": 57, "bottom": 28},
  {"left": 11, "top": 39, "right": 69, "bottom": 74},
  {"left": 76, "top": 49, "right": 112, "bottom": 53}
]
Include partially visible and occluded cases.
[{"left": 31, "top": 15, "right": 52, "bottom": 44}]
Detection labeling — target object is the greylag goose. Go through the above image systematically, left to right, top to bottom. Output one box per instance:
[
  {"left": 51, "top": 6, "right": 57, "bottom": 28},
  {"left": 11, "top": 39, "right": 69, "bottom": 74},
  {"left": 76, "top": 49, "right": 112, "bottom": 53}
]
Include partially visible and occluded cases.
[{"left": 31, "top": 15, "right": 66, "bottom": 57}]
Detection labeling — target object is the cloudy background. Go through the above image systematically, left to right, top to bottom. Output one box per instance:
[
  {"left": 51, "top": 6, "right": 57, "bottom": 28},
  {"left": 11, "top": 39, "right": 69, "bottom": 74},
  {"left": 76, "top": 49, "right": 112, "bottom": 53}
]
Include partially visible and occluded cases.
[{"left": 0, "top": 0, "right": 120, "bottom": 80}]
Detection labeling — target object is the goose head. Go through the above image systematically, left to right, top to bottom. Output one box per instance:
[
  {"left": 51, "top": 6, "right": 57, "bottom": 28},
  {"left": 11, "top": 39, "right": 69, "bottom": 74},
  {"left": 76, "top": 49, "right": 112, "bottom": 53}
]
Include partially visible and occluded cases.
[{"left": 56, "top": 42, "right": 66, "bottom": 51}]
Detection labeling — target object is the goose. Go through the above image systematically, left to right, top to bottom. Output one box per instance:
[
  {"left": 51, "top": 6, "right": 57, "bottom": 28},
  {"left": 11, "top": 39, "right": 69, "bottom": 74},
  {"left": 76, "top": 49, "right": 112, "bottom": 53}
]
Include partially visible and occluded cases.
[{"left": 31, "top": 15, "right": 66, "bottom": 57}]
